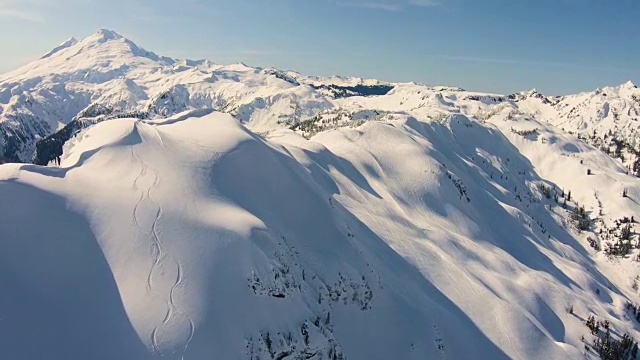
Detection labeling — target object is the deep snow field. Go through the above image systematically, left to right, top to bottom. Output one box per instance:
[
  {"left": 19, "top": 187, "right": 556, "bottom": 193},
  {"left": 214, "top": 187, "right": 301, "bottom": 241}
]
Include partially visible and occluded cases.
[{"left": 2, "top": 30, "right": 640, "bottom": 359}]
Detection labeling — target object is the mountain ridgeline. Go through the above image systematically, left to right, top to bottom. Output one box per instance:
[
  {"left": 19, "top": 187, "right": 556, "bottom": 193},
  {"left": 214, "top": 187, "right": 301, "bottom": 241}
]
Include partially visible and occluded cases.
[{"left": 1, "top": 29, "right": 639, "bottom": 170}]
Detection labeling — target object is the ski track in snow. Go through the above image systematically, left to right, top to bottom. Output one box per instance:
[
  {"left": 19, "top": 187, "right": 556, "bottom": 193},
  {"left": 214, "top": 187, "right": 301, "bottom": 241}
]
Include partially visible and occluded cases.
[
  {"left": 147, "top": 122, "right": 167, "bottom": 149},
  {"left": 131, "top": 131, "right": 194, "bottom": 358},
  {"left": 131, "top": 148, "right": 146, "bottom": 228},
  {"left": 493, "top": 304, "right": 524, "bottom": 360}
]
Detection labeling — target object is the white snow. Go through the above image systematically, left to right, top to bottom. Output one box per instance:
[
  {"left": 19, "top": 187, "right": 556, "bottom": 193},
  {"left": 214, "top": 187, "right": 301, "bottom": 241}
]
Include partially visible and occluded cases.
[{"left": 1, "top": 30, "right": 640, "bottom": 360}]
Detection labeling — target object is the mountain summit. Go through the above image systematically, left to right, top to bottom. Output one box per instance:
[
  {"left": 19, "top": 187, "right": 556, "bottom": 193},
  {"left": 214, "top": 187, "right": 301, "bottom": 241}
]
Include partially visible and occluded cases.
[{"left": 40, "top": 37, "right": 79, "bottom": 59}]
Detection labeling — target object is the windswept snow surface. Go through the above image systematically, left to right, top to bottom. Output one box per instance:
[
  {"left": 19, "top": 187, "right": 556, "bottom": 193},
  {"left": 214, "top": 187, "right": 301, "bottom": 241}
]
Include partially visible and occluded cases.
[
  {"left": 2, "top": 30, "right": 640, "bottom": 360},
  {"left": 2, "top": 108, "right": 640, "bottom": 359}
]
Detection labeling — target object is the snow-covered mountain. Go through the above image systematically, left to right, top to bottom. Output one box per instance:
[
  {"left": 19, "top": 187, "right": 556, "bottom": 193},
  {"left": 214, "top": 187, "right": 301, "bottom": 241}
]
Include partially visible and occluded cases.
[
  {"left": 0, "top": 29, "right": 395, "bottom": 164},
  {"left": 2, "top": 29, "right": 639, "bottom": 168},
  {"left": 2, "top": 30, "right": 640, "bottom": 360}
]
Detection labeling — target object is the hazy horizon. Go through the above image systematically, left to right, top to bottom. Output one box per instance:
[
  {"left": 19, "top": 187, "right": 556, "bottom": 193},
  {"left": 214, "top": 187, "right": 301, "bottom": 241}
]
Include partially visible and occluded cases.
[{"left": 1, "top": 0, "right": 638, "bottom": 95}]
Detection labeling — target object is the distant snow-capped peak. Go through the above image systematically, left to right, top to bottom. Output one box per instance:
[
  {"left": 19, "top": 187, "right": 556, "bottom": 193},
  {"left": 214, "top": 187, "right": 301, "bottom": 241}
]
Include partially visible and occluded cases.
[{"left": 40, "top": 37, "right": 79, "bottom": 59}]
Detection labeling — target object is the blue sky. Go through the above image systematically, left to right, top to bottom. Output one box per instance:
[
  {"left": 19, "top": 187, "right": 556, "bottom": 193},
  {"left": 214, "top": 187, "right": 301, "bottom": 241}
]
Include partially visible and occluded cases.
[{"left": 0, "top": 0, "right": 638, "bottom": 95}]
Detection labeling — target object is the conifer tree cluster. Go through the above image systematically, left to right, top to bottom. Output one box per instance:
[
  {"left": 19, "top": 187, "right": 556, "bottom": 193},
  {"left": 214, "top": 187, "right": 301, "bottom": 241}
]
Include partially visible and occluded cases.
[
  {"left": 572, "top": 205, "right": 591, "bottom": 231},
  {"left": 602, "top": 217, "right": 637, "bottom": 257},
  {"left": 585, "top": 315, "right": 638, "bottom": 360}
]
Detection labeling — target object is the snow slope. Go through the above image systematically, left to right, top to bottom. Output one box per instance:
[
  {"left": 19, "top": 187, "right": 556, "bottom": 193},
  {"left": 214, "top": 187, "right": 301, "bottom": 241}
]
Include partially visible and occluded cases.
[
  {"left": 2, "top": 30, "right": 640, "bottom": 360},
  {"left": 2, "top": 107, "right": 640, "bottom": 359},
  {"left": 1, "top": 112, "right": 503, "bottom": 359}
]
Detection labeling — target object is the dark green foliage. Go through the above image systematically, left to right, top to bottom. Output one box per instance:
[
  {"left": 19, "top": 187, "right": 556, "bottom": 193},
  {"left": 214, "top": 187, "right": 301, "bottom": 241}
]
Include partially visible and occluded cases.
[
  {"left": 311, "top": 84, "right": 394, "bottom": 99},
  {"left": 32, "top": 119, "right": 84, "bottom": 165},
  {"left": 510, "top": 127, "right": 539, "bottom": 137},
  {"left": 633, "top": 158, "right": 640, "bottom": 177},
  {"left": 443, "top": 170, "right": 471, "bottom": 202},
  {"left": 540, "top": 184, "right": 553, "bottom": 199},
  {"left": 572, "top": 205, "right": 591, "bottom": 231},
  {"left": 603, "top": 219, "right": 636, "bottom": 257},
  {"left": 621, "top": 225, "right": 632, "bottom": 241},
  {"left": 586, "top": 313, "right": 639, "bottom": 360},
  {"left": 586, "top": 316, "right": 599, "bottom": 335},
  {"left": 593, "top": 330, "right": 636, "bottom": 360},
  {"left": 263, "top": 332, "right": 273, "bottom": 357}
]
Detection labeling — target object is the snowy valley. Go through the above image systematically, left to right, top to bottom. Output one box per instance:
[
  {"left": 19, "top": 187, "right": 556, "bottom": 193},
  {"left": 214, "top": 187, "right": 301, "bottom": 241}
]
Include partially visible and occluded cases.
[{"left": 2, "top": 30, "right": 640, "bottom": 359}]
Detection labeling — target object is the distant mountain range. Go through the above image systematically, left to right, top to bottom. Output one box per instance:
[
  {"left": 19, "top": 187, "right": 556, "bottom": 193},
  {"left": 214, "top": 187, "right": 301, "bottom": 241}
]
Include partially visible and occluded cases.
[{"left": 1, "top": 29, "right": 637, "bottom": 166}]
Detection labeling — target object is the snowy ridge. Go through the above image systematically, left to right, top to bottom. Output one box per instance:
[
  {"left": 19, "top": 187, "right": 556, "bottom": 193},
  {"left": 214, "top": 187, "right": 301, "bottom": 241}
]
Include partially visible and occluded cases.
[
  {"left": 1, "top": 29, "right": 638, "bottom": 166},
  {"left": 2, "top": 30, "right": 640, "bottom": 360},
  {"left": 40, "top": 37, "right": 79, "bottom": 59}
]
